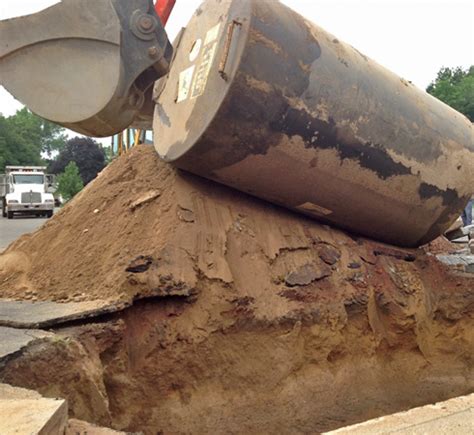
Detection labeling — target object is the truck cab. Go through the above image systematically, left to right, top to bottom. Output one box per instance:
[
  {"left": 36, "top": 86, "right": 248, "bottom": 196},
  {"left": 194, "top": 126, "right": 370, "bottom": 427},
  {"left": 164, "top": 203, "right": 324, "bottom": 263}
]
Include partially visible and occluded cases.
[{"left": 1, "top": 166, "right": 55, "bottom": 219}]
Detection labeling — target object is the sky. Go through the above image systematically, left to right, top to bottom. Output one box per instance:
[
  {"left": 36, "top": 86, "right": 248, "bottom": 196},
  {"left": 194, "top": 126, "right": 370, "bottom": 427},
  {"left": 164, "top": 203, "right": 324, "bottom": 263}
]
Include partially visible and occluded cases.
[{"left": 0, "top": 0, "right": 473, "bottom": 142}]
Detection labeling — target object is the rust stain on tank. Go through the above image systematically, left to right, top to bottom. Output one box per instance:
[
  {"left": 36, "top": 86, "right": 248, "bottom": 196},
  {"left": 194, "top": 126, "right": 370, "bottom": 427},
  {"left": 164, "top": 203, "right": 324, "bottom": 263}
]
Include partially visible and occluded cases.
[
  {"left": 248, "top": 28, "right": 284, "bottom": 55},
  {"left": 270, "top": 107, "right": 413, "bottom": 180}
]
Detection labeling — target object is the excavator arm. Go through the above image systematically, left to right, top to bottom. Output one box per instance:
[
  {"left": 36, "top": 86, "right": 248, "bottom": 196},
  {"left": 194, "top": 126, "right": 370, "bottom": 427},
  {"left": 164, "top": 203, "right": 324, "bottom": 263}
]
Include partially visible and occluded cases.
[
  {"left": 0, "top": 0, "right": 175, "bottom": 137},
  {"left": 155, "top": 0, "right": 176, "bottom": 26}
]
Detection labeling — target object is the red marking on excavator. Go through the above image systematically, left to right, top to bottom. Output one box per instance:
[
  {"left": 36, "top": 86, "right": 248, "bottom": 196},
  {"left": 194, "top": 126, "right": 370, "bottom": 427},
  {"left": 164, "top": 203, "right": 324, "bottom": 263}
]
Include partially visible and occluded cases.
[{"left": 155, "top": 0, "right": 176, "bottom": 26}]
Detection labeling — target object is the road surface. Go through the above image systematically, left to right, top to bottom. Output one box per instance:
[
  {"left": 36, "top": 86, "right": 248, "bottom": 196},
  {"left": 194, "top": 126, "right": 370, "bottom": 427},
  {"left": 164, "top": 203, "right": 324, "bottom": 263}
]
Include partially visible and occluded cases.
[{"left": 0, "top": 214, "right": 49, "bottom": 252}]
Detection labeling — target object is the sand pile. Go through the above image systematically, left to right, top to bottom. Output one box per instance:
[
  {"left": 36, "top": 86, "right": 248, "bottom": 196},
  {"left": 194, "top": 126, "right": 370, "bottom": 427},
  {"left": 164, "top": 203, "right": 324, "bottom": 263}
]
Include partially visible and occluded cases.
[
  {"left": 0, "top": 144, "right": 467, "bottom": 306},
  {"left": 0, "top": 145, "right": 473, "bottom": 433},
  {"left": 1, "top": 145, "right": 197, "bottom": 303}
]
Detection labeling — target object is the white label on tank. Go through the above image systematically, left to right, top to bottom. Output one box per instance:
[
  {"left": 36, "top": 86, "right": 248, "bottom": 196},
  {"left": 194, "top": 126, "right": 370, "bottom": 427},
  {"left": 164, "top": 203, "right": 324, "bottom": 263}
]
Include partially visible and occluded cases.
[
  {"left": 204, "top": 23, "right": 221, "bottom": 45},
  {"left": 189, "top": 39, "right": 202, "bottom": 62},
  {"left": 191, "top": 42, "right": 218, "bottom": 99},
  {"left": 177, "top": 65, "right": 195, "bottom": 103}
]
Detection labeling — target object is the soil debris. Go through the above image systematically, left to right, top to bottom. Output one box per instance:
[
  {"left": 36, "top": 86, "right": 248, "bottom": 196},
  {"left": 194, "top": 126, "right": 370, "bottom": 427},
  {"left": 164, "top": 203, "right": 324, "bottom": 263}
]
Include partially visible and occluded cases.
[
  {"left": 129, "top": 190, "right": 161, "bottom": 211},
  {"left": 318, "top": 245, "right": 341, "bottom": 265},
  {"left": 125, "top": 256, "right": 154, "bottom": 274},
  {"left": 285, "top": 263, "right": 331, "bottom": 286}
]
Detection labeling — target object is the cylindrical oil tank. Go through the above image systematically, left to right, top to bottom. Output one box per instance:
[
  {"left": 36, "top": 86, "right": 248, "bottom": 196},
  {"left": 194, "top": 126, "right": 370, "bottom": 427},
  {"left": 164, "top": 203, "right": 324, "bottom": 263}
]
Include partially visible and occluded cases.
[{"left": 153, "top": 0, "right": 474, "bottom": 247}]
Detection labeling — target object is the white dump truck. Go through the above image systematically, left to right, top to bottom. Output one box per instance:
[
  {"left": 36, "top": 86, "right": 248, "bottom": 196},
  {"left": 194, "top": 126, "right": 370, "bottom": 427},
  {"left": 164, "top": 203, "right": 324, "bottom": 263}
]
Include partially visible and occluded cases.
[{"left": 0, "top": 166, "right": 55, "bottom": 219}]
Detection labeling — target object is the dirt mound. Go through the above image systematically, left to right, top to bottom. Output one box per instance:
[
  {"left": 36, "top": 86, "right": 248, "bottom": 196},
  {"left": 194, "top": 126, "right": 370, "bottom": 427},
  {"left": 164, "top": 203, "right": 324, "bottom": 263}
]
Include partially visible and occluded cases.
[
  {"left": 0, "top": 145, "right": 473, "bottom": 433},
  {"left": 0, "top": 145, "right": 468, "bottom": 306},
  {"left": 1, "top": 145, "right": 193, "bottom": 303}
]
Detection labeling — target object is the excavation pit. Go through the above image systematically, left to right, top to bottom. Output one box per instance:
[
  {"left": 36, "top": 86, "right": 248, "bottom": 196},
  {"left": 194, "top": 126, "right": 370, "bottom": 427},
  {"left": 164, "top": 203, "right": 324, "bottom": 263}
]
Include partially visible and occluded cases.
[{"left": 1, "top": 292, "right": 473, "bottom": 434}]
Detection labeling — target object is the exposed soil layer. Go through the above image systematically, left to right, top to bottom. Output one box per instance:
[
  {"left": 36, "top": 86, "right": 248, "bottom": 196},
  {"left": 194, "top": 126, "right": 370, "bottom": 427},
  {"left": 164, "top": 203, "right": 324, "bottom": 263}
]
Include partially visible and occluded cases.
[
  {"left": 0, "top": 145, "right": 473, "bottom": 433},
  {"left": 1, "top": 293, "right": 473, "bottom": 434}
]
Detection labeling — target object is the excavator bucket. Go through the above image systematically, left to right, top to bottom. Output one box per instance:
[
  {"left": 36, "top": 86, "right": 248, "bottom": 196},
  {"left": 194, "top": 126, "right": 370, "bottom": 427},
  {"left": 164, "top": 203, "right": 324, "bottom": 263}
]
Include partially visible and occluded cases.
[{"left": 0, "top": 0, "right": 172, "bottom": 137}]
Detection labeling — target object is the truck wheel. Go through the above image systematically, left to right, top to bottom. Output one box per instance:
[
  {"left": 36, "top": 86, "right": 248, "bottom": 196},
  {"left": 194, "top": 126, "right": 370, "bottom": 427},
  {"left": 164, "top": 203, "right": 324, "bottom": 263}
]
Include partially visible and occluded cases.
[
  {"left": 1, "top": 201, "right": 6, "bottom": 218},
  {"left": 46, "top": 210, "right": 53, "bottom": 218},
  {"left": 7, "top": 211, "right": 14, "bottom": 220}
]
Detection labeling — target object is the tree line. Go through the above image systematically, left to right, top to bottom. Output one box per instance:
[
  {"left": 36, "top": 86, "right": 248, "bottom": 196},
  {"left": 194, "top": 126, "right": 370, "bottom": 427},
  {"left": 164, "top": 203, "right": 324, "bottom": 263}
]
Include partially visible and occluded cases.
[{"left": 426, "top": 66, "right": 473, "bottom": 121}]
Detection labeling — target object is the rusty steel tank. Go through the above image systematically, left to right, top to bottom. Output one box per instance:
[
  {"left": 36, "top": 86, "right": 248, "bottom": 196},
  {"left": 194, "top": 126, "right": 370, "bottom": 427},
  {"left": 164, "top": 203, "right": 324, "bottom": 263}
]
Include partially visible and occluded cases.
[{"left": 153, "top": 0, "right": 474, "bottom": 247}]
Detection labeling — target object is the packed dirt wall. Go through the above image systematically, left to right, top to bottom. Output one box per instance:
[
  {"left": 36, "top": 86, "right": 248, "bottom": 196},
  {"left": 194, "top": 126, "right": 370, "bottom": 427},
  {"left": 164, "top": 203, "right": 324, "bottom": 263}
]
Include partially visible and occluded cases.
[{"left": 0, "top": 145, "right": 473, "bottom": 433}]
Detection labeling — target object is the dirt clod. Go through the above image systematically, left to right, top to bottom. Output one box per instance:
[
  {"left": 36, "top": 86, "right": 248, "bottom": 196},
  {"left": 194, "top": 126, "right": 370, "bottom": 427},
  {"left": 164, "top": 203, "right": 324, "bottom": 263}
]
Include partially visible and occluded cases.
[
  {"left": 129, "top": 190, "right": 161, "bottom": 211},
  {"left": 318, "top": 245, "right": 341, "bottom": 265},
  {"left": 125, "top": 256, "right": 154, "bottom": 274},
  {"left": 285, "top": 263, "right": 331, "bottom": 286}
]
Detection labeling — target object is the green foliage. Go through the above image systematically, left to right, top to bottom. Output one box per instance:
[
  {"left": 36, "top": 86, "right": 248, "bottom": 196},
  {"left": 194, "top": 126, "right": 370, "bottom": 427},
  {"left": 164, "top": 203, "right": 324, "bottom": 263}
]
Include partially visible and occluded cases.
[
  {"left": 426, "top": 66, "right": 474, "bottom": 121},
  {"left": 0, "top": 108, "right": 67, "bottom": 171},
  {"left": 49, "top": 137, "right": 106, "bottom": 185},
  {"left": 101, "top": 145, "right": 113, "bottom": 165},
  {"left": 57, "top": 161, "right": 84, "bottom": 202}
]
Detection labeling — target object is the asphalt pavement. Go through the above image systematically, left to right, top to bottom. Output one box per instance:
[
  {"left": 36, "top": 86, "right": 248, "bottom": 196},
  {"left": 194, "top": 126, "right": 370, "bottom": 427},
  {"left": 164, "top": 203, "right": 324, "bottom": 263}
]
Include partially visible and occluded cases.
[{"left": 0, "top": 214, "right": 49, "bottom": 252}]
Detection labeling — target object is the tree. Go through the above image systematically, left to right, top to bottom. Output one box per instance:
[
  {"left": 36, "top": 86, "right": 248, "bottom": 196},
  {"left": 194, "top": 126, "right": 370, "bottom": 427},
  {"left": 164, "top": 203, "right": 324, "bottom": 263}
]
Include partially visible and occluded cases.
[
  {"left": 426, "top": 66, "right": 474, "bottom": 121},
  {"left": 0, "top": 108, "right": 67, "bottom": 171},
  {"left": 0, "top": 114, "right": 41, "bottom": 170},
  {"left": 49, "top": 137, "right": 106, "bottom": 185},
  {"left": 57, "top": 161, "right": 84, "bottom": 202}
]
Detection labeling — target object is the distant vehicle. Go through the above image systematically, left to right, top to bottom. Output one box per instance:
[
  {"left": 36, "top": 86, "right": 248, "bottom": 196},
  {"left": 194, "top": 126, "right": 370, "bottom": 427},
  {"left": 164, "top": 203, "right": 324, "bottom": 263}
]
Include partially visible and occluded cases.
[{"left": 0, "top": 166, "right": 55, "bottom": 219}]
